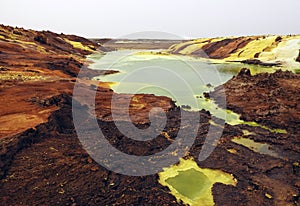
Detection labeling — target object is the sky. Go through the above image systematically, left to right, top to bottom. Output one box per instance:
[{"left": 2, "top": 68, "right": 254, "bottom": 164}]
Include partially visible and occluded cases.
[{"left": 1, "top": 0, "right": 299, "bottom": 39}]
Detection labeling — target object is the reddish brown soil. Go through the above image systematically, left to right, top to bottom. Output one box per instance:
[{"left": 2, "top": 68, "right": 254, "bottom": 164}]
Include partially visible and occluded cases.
[
  {"left": 0, "top": 24, "right": 115, "bottom": 139},
  {"left": 195, "top": 37, "right": 254, "bottom": 59},
  {"left": 0, "top": 82, "right": 180, "bottom": 205}
]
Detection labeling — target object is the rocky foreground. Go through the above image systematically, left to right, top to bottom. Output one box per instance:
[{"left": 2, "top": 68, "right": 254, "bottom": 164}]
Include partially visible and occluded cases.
[{"left": 0, "top": 25, "right": 299, "bottom": 205}]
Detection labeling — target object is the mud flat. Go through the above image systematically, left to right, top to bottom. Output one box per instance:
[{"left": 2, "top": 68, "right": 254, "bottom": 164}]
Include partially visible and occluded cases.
[
  {"left": 0, "top": 25, "right": 299, "bottom": 205},
  {"left": 93, "top": 38, "right": 186, "bottom": 50}
]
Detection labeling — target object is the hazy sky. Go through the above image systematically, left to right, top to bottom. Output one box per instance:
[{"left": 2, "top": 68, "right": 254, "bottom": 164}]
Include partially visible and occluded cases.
[{"left": 1, "top": 0, "right": 299, "bottom": 39}]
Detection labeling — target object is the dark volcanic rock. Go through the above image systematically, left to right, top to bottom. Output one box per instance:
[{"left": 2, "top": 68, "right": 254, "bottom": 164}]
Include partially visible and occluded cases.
[
  {"left": 34, "top": 34, "right": 48, "bottom": 44},
  {"left": 297, "top": 50, "right": 300, "bottom": 63},
  {"left": 240, "top": 59, "right": 281, "bottom": 67},
  {"left": 211, "top": 69, "right": 300, "bottom": 133},
  {"left": 0, "top": 92, "right": 184, "bottom": 205}
]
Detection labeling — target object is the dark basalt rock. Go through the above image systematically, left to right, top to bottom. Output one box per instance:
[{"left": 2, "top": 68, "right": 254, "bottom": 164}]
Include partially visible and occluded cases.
[
  {"left": 34, "top": 34, "right": 48, "bottom": 44},
  {"left": 296, "top": 50, "right": 300, "bottom": 63},
  {"left": 241, "top": 59, "right": 281, "bottom": 67},
  {"left": 238, "top": 68, "right": 251, "bottom": 77}
]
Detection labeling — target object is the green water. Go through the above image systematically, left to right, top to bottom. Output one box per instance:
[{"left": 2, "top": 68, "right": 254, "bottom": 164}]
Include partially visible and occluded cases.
[
  {"left": 88, "top": 50, "right": 289, "bottom": 130},
  {"left": 89, "top": 50, "right": 286, "bottom": 106},
  {"left": 89, "top": 51, "right": 286, "bottom": 100},
  {"left": 232, "top": 136, "right": 280, "bottom": 158},
  {"left": 159, "top": 158, "right": 236, "bottom": 206},
  {"left": 166, "top": 168, "right": 210, "bottom": 200}
]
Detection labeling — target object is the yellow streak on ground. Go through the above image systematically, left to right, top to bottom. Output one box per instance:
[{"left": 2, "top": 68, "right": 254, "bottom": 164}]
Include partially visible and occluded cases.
[
  {"left": 259, "top": 35, "right": 300, "bottom": 67},
  {"left": 225, "top": 36, "right": 278, "bottom": 60},
  {"left": 167, "top": 37, "right": 226, "bottom": 55},
  {"left": 64, "top": 38, "right": 95, "bottom": 52},
  {"left": 180, "top": 38, "right": 226, "bottom": 55},
  {"left": 14, "top": 39, "right": 48, "bottom": 53},
  {"left": 0, "top": 71, "right": 48, "bottom": 81},
  {"left": 130, "top": 96, "right": 146, "bottom": 109},
  {"left": 161, "top": 131, "right": 173, "bottom": 141}
]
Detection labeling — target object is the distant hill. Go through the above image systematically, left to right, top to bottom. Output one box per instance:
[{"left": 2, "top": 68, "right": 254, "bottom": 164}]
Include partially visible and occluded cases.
[
  {"left": 0, "top": 24, "right": 101, "bottom": 77},
  {"left": 165, "top": 35, "right": 300, "bottom": 68}
]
